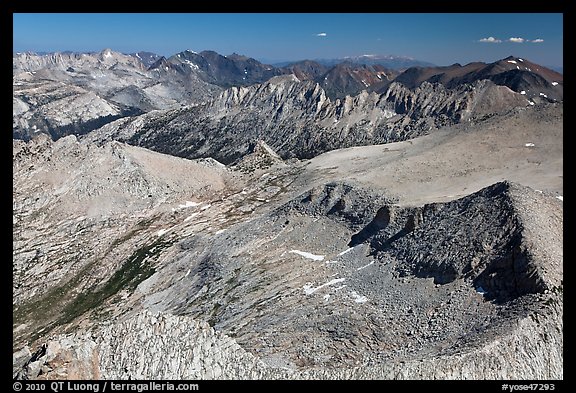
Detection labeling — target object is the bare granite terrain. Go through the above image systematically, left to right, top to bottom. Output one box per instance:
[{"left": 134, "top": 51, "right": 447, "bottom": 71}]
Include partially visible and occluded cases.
[{"left": 13, "top": 52, "right": 563, "bottom": 380}]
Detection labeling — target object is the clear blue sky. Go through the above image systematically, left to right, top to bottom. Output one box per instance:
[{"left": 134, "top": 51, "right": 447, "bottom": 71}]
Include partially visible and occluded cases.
[{"left": 13, "top": 13, "right": 563, "bottom": 67}]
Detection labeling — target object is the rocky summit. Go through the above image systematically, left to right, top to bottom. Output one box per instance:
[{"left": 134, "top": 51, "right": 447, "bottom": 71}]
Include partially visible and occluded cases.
[{"left": 13, "top": 50, "right": 563, "bottom": 380}]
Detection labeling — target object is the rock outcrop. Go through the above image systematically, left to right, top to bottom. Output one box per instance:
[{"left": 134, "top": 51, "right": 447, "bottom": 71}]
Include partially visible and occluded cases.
[{"left": 85, "top": 77, "right": 534, "bottom": 164}]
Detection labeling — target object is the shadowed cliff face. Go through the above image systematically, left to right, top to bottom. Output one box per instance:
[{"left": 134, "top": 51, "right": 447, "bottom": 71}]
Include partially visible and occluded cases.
[{"left": 84, "top": 76, "right": 533, "bottom": 165}]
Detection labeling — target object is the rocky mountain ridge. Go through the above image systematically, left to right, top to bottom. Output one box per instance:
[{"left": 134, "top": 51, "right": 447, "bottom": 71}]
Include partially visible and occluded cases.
[
  {"left": 13, "top": 48, "right": 563, "bottom": 380},
  {"left": 13, "top": 49, "right": 562, "bottom": 145},
  {"left": 84, "top": 75, "right": 534, "bottom": 164},
  {"left": 13, "top": 100, "right": 563, "bottom": 378}
]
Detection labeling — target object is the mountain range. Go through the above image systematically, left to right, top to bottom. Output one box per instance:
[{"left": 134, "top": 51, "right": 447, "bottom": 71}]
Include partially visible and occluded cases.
[
  {"left": 12, "top": 47, "right": 563, "bottom": 380},
  {"left": 13, "top": 49, "right": 563, "bottom": 147}
]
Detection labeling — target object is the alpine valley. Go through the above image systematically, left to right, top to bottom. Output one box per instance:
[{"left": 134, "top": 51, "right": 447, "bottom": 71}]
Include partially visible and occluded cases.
[{"left": 13, "top": 49, "right": 563, "bottom": 380}]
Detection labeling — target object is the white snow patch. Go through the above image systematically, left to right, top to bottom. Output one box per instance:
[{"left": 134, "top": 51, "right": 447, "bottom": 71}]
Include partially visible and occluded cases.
[
  {"left": 104, "top": 50, "right": 112, "bottom": 59},
  {"left": 136, "top": 53, "right": 142, "bottom": 59},
  {"left": 519, "top": 58, "right": 524, "bottom": 62},
  {"left": 183, "top": 60, "right": 199, "bottom": 70},
  {"left": 507, "top": 60, "right": 517, "bottom": 64},
  {"left": 516, "top": 66, "right": 520, "bottom": 70},
  {"left": 552, "top": 82, "right": 558, "bottom": 86},
  {"left": 520, "top": 90, "right": 526, "bottom": 95},
  {"left": 540, "top": 92, "right": 547, "bottom": 98},
  {"left": 529, "top": 101, "right": 535, "bottom": 106},
  {"left": 525, "top": 143, "right": 535, "bottom": 147},
  {"left": 535, "top": 189, "right": 543, "bottom": 193},
  {"left": 556, "top": 196, "right": 563, "bottom": 201},
  {"left": 179, "top": 201, "right": 202, "bottom": 209},
  {"left": 200, "top": 204, "right": 211, "bottom": 211},
  {"left": 184, "top": 212, "right": 201, "bottom": 222},
  {"left": 156, "top": 228, "right": 170, "bottom": 236},
  {"left": 215, "top": 229, "right": 226, "bottom": 235},
  {"left": 338, "top": 247, "right": 355, "bottom": 256},
  {"left": 290, "top": 250, "right": 325, "bottom": 261},
  {"left": 325, "top": 260, "right": 339, "bottom": 264},
  {"left": 356, "top": 261, "right": 375, "bottom": 271},
  {"left": 184, "top": 269, "right": 191, "bottom": 278},
  {"left": 303, "top": 278, "right": 346, "bottom": 295},
  {"left": 476, "top": 286, "right": 488, "bottom": 295},
  {"left": 350, "top": 291, "right": 368, "bottom": 303},
  {"left": 323, "top": 294, "right": 330, "bottom": 301}
]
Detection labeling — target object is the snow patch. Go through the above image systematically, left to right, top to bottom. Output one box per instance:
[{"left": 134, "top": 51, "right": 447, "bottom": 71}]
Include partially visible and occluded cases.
[
  {"left": 519, "top": 58, "right": 524, "bottom": 62},
  {"left": 183, "top": 60, "right": 199, "bottom": 70},
  {"left": 507, "top": 60, "right": 517, "bottom": 64},
  {"left": 552, "top": 82, "right": 558, "bottom": 86},
  {"left": 520, "top": 90, "right": 526, "bottom": 95},
  {"left": 539, "top": 92, "right": 547, "bottom": 98},
  {"left": 529, "top": 101, "right": 535, "bottom": 106},
  {"left": 525, "top": 143, "right": 535, "bottom": 147},
  {"left": 556, "top": 196, "right": 563, "bottom": 201},
  {"left": 179, "top": 201, "right": 201, "bottom": 209},
  {"left": 200, "top": 204, "right": 211, "bottom": 211},
  {"left": 184, "top": 212, "right": 201, "bottom": 222},
  {"left": 156, "top": 228, "right": 171, "bottom": 236},
  {"left": 215, "top": 229, "right": 226, "bottom": 235},
  {"left": 338, "top": 247, "right": 355, "bottom": 256},
  {"left": 289, "top": 250, "right": 325, "bottom": 261},
  {"left": 356, "top": 261, "right": 375, "bottom": 271},
  {"left": 184, "top": 269, "right": 191, "bottom": 278},
  {"left": 303, "top": 278, "right": 346, "bottom": 295},
  {"left": 476, "top": 286, "right": 488, "bottom": 295},
  {"left": 350, "top": 291, "right": 368, "bottom": 303},
  {"left": 323, "top": 294, "right": 330, "bottom": 301}
]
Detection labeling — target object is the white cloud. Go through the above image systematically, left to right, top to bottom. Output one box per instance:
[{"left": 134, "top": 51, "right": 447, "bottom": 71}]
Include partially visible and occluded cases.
[
  {"left": 316, "top": 32, "right": 327, "bottom": 37},
  {"left": 478, "top": 36, "right": 502, "bottom": 43},
  {"left": 508, "top": 37, "right": 525, "bottom": 43},
  {"left": 531, "top": 38, "right": 544, "bottom": 43}
]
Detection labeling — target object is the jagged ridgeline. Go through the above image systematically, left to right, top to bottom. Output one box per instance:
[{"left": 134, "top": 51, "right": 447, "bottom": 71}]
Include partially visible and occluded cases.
[
  {"left": 13, "top": 49, "right": 563, "bottom": 380},
  {"left": 15, "top": 50, "right": 561, "bottom": 162}
]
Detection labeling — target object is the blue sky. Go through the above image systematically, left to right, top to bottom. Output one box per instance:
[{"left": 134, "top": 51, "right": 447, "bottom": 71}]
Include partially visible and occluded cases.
[{"left": 13, "top": 13, "right": 563, "bottom": 67}]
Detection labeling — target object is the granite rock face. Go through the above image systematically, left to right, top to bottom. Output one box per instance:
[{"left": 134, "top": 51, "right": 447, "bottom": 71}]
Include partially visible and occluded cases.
[{"left": 85, "top": 78, "right": 533, "bottom": 164}]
